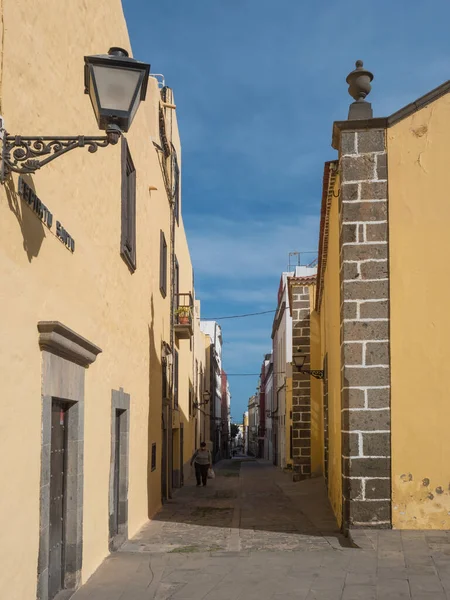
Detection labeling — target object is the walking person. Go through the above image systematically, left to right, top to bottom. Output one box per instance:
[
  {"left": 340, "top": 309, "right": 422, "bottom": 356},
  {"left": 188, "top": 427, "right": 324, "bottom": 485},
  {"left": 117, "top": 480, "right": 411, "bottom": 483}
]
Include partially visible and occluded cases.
[{"left": 190, "top": 441, "right": 212, "bottom": 487}]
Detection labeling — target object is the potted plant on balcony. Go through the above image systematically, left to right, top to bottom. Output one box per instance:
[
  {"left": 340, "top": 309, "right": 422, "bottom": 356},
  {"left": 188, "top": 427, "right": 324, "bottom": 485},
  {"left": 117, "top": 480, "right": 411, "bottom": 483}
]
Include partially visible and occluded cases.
[{"left": 175, "top": 306, "right": 190, "bottom": 325}]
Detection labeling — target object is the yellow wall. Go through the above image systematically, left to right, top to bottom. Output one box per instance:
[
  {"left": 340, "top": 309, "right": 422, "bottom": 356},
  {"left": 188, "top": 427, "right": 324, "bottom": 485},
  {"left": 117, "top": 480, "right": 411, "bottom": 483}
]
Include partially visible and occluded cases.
[
  {"left": 0, "top": 2, "right": 195, "bottom": 597},
  {"left": 388, "top": 94, "right": 450, "bottom": 529},
  {"left": 318, "top": 173, "right": 342, "bottom": 526},
  {"left": 174, "top": 210, "right": 196, "bottom": 482},
  {"left": 309, "top": 284, "right": 323, "bottom": 476},
  {"left": 284, "top": 377, "right": 293, "bottom": 466}
]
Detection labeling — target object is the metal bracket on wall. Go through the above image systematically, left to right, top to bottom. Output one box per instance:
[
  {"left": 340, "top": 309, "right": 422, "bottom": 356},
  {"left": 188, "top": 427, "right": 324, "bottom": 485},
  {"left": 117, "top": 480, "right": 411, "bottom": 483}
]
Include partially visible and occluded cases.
[
  {"left": 0, "top": 128, "right": 122, "bottom": 183},
  {"left": 301, "top": 369, "right": 325, "bottom": 380}
]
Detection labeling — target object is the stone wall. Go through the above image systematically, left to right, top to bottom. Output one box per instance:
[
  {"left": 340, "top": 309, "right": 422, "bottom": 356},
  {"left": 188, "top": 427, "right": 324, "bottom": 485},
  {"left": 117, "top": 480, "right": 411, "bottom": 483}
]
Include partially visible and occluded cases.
[
  {"left": 339, "top": 128, "right": 391, "bottom": 528},
  {"left": 291, "top": 284, "right": 312, "bottom": 481}
]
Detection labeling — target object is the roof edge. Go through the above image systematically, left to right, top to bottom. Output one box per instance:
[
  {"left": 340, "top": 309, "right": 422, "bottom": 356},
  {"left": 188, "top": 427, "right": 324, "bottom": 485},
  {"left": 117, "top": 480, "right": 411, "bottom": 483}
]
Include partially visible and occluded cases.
[
  {"left": 332, "top": 79, "right": 450, "bottom": 149},
  {"left": 387, "top": 79, "right": 450, "bottom": 126},
  {"left": 315, "top": 161, "right": 338, "bottom": 312}
]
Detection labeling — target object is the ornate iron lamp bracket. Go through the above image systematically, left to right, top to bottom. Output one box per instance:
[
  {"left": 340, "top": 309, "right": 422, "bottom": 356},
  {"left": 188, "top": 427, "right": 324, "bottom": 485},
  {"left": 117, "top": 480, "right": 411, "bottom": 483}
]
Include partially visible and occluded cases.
[
  {"left": 0, "top": 128, "right": 121, "bottom": 182},
  {"left": 300, "top": 369, "right": 324, "bottom": 380}
]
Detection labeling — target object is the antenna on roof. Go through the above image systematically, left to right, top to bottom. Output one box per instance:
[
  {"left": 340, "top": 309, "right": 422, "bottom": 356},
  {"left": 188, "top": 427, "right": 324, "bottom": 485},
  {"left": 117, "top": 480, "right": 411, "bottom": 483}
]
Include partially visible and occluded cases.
[{"left": 288, "top": 251, "right": 300, "bottom": 271}]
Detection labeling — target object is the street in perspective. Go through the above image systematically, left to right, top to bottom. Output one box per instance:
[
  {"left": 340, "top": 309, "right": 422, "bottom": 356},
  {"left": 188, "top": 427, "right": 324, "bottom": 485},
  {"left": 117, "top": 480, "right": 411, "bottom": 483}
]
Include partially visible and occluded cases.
[
  {"left": 1, "top": 2, "right": 450, "bottom": 600},
  {"left": 73, "top": 459, "right": 450, "bottom": 600}
]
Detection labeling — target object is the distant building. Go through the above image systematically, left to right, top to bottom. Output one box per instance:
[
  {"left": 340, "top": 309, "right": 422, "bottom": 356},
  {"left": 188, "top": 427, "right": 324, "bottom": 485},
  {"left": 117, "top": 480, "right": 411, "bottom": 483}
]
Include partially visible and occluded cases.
[
  {"left": 271, "top": 267, "right": 316, "bottom": 469},
  {"left": 200, "top": 321, "right": 223, "bottom": 462},
  {"left": 264, "top": 354, "right": 274, "bottom": 462},
  {"left": 221, "top": 370, "right": 231, "bottom": 459},
  {"left": 247, "top": 395, "right": 259, "bottom": 457},
  {"left": 243, "top": 411, "right": 249, "bottom": 454}
]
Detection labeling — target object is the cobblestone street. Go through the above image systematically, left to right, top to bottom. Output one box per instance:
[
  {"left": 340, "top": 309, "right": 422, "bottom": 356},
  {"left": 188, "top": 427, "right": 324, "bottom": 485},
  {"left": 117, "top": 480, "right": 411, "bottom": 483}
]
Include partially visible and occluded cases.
[{"left": 73, "top": 460, "right": 450, "bottom": 600}]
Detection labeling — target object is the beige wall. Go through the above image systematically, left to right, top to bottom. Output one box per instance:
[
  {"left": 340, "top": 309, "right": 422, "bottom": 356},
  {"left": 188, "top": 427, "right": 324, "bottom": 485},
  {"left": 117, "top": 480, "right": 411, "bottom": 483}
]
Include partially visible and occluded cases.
[
  {"left": 0, "top": 1, "right": 196, "bottom": 598},
  {"left": 388, "top": 94, "right": 450, "bottom": 529},
  {"left": 318, "top": 173, "right": 342, "bottom": 526},
  {"left": 174, "top": 214, "right": 196, "bottom": 480},
  {"left": 309, "top": 284, "right": 323, "bottom": 476},
  {"left": 193, "top": 301, "right": 210, "bottom": 450}
]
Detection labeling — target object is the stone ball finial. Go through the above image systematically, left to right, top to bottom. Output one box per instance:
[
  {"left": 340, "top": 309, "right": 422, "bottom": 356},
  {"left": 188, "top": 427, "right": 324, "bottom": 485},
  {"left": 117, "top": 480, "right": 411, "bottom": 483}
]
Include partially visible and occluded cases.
[{"left": 346, "top": 60, "right": 374, "bottom": 102}]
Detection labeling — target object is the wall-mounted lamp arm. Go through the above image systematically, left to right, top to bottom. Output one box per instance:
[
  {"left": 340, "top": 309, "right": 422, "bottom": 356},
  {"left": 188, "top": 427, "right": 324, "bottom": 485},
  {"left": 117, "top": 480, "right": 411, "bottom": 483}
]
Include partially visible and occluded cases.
[
  {"left": 0, "top": 127, "right": 121, "bottom": 182},
  {"left": 299, "top": 369, "right": 324, "bottom": 380}
]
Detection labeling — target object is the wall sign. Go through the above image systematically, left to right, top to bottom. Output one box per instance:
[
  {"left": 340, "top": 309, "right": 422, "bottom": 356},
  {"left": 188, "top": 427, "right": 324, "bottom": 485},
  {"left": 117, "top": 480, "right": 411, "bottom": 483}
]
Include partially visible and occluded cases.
[{"left": 18, "top": 176, "right": 75, "bottom": 252}]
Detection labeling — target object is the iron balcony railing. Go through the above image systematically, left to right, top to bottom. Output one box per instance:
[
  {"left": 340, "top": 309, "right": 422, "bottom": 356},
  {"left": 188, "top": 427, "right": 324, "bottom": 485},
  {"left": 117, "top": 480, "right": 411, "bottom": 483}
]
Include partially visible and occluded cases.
[{"left": 174, "top": 292, "right": 193, "bottom": 337}]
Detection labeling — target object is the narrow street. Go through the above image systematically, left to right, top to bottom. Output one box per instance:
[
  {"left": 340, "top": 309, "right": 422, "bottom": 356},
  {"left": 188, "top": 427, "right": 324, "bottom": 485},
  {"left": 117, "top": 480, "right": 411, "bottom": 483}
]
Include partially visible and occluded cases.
[{"left": 73, "top": 460, "right": 450, "bottom": 600}]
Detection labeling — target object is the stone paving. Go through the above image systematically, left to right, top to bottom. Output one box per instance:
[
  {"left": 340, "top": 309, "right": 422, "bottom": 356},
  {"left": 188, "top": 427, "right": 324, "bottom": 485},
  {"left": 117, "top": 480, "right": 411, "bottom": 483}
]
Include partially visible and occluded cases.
[{"left": 73, "top": 460, "right": 450, "bottom": 600}]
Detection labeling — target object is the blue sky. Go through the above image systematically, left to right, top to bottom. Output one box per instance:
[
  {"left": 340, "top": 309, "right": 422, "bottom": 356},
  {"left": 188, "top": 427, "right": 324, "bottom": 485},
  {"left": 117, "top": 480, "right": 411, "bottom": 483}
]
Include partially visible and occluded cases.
[{"left": 123, "top": 0, "right": 450, "bottom": 421}]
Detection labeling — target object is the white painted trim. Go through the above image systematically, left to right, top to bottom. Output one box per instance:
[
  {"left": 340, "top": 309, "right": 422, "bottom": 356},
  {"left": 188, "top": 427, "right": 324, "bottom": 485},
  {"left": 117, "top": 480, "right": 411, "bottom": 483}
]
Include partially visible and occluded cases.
[
  {"left": 342, "top": 179, "right": 387, "bottom": 185},
  {"left": 343, "top": 199, "right": 387, "bottom": 205},
  {"left": 343, "top": 220, "right": 387, "bottom": 226},
  {"left": 343, "top": 241, "right": 387, "bottom": 246},
  {"left": 344, "top": 259, "right": 387, "bottom": 264},
  {"left": 343, "top": 279, "right": 388, "bottom": 284},
  {"left": 344, "top": 318, "right": 389, "bottom": 322},
  {"left": 342, "top": 341, "right": 389, "bottom": 345},
  {"left": 345, "top": 364, "right": 389, "bottom": 369},
  {"left": 342, "top": 407, "right": 390, "bottom": 412},
  {"left": 342, "top": 430, "right": 390, "bottom": 434},
  {"left": 342, "top": 455, "right": 391, "bottom": 459},
  {"left": 343, "top": 476, "right": 390, "bottom": 480},
  {"left": 365, "top": 498, "right": 390, "bottom": 502}
]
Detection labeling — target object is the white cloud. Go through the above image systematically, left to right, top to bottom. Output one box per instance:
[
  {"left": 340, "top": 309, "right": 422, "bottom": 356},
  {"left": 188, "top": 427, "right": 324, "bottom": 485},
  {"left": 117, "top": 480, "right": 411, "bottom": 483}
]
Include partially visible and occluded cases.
[{"left": 187, "top": 214, "right": 319, "bottom": 280}]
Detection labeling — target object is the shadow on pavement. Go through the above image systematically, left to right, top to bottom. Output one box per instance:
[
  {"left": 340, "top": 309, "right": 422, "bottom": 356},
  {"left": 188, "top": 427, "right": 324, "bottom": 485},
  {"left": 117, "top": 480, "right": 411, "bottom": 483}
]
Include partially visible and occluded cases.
[{"left": 124, "top": 459, "right": 354, "bottom": 553}]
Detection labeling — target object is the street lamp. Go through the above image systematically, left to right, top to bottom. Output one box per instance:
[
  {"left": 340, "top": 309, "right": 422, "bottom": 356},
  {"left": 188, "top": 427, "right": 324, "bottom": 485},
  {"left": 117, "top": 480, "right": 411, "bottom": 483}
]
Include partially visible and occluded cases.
[
  {"left": 0, "top": 47, "right": 150, "bottom": 182},
  {"left": 84, "top": 47, "right": 150, "bottom": 134},
  {"left": 292, "top": 347, "right": 324, "bottom": 380},
  {"left": 194, "top": 390, "right": 211, "bottom": 409}
]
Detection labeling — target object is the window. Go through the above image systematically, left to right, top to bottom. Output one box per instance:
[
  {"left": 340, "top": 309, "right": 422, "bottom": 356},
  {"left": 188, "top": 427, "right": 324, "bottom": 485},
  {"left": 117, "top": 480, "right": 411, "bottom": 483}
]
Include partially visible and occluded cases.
[
  {"left": 121, "top": 137, "right": 136, "bottom": 271},
  {"left": 160, "top": 231, "right": 167, "bottom": 297},
  {"left": 174, "top": 349, "right": 179, "bottom": 409},
  {"left": 151, "top": 443, "right": 157, "bottom": 471}
]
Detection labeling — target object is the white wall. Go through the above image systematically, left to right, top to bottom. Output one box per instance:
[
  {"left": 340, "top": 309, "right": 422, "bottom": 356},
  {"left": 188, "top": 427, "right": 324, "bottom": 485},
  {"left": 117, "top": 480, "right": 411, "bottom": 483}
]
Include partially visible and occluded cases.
[{"left": 265, "top": 367, "right": 273, "bottom": 462}]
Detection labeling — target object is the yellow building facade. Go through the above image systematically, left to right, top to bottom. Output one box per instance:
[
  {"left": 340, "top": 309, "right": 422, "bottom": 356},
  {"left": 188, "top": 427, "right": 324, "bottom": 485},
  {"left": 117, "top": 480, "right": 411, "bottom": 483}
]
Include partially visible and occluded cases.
[
  {"left": 0, "top": 2, "right": 210, "bottom": 600},
  {"left": 298, "top": 64, "right": 450, "bottom": 532}
]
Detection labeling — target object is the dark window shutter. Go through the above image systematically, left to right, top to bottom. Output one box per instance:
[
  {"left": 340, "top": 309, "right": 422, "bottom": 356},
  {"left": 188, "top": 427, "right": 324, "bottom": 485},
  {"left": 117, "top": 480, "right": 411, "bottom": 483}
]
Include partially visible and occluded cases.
[
  {"left": 120, "top": 137, "right": 137, "bottom": 272},
  {"left": 174, "top": 157, "right": 180, "bottom": 224},
  {"left": 160, "top": 231, "right": 167, "bottom": 297},
  {"left": 174, "top": 257, "right": 179, "bottom": 309},
  {"left": 174, "top": 350, "right": 179, "bottom": 408},
  {"left": 162, "top": 357, "right": 167, "bottom": 399},
  {"left": 151, "top": 443, "right": 157, "bottom": 471}
]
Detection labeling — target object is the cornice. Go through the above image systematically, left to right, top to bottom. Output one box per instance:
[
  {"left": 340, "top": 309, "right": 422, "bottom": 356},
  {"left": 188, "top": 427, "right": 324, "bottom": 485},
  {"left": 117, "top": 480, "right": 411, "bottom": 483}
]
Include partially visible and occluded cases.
[{"left": 38, "top": 321, "right": 102, "bottom": 368}]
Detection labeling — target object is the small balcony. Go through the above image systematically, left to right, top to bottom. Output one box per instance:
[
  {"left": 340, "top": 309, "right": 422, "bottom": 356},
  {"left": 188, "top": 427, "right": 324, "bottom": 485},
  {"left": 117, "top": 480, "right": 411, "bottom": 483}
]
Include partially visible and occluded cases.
[{"left": 174, "top": 292, "right": 193, "bottom": 339}]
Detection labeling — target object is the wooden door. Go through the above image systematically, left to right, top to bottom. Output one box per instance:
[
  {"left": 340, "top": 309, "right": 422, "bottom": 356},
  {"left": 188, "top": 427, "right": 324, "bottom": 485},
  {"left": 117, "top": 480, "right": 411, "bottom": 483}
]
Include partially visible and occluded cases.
[{"left": 49, "top": 401, "right": 67, "bottom": 600}]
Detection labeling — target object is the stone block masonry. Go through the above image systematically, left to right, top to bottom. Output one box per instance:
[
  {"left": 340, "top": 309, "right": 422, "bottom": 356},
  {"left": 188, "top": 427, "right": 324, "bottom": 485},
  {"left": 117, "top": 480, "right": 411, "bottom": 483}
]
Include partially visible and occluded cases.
[
  {"left": 339, "top": 128, "right": 391, "bottom": 529},
  {"left": 291, "top": 285, "right": 313, "bottom": 481}
]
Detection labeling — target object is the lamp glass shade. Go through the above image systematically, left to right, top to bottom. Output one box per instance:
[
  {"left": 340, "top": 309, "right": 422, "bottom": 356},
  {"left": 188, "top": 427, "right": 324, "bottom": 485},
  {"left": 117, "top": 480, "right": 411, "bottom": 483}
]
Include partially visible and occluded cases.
[
  {"left": 85, "top": 49, "right": 150, "bottom": 133},
  {"left": 92, "top": 65, "right": 141, "bottom": 111},
  {"left": 292, "top": 352, "right": 306, "bottom": 369}
]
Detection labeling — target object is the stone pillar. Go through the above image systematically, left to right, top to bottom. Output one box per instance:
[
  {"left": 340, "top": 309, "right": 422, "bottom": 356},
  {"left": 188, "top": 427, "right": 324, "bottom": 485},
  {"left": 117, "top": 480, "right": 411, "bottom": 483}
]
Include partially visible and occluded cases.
[
  {"left": 338, "top": 127, "right": 391, "bottom": 529},
  {"left": 291, "top": 283, "right": 312, "bottom": 481}
]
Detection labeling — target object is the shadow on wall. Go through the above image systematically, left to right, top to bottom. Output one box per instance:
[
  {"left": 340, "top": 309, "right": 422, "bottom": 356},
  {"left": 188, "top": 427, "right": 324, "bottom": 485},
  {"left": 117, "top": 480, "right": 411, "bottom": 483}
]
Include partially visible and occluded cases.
[
  {"left": 5, "top": 174, "right": 46, "bottom": 261},
  {"left": 147, "top": 294, "right": 193, "bottom": 516},
  {"left": 148, "top": 294, "right": 163, "bottom": 518},
  {"left": 341, "top": 376, "right": 350, "bottom": 530}
]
